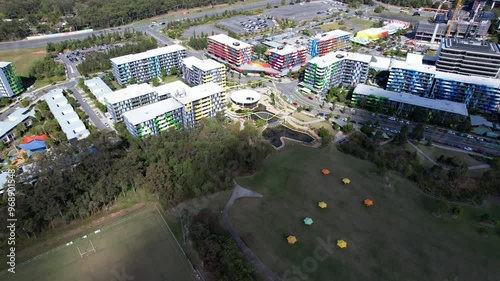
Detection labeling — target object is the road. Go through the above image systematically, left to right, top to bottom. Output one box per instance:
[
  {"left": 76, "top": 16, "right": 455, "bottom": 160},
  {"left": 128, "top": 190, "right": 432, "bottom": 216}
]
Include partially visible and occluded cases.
[
  {"left": 0, "top": 0, "right": 283, "bottom": 51},
  {"left": 68, "top": 87, "right": 107, "bottom": 130}
]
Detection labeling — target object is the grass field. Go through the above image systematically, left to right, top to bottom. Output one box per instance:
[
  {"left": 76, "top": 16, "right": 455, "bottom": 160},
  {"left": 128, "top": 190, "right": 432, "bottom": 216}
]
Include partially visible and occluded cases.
[
  {"left": 348, "top": 18, "right": 373, "bottom": 29},
  {"left": 318, "top": 22, "right": 343, "bottom": 31},
  {"left": 0, "top": 48, "right": 46, "bottom": 77},
  {"left": 231, "top": 143, "right": 500, "bottom": 281},
  {"left": 416, "top": 144, "right": 486, "bottom": 167},
  {"left": 3, "top": 208, "right": 196, "bottom": 281}
]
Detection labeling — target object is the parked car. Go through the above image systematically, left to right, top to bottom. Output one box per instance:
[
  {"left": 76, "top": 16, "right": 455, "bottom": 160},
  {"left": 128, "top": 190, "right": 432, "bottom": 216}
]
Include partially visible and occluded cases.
[{"left": 463, "top": 146, "right": 472, "bottom": 151}]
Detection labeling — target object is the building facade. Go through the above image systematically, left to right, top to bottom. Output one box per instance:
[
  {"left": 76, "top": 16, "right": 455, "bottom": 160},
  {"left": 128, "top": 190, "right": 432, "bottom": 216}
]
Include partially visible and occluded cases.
[
  {"left": 414, "top": 20, "right": 491, "bottom": 43},
  {"left": 307, "top": 30, "right": 352, "bottom": 58},
  {"left": 207, "top": 34, "right": 253, "bottom": 66},
  {"left": 435, "top": 39, "right": 500, "bottom": 78},
  {"left": 111, "top": 45, "right": 186, "bottom": 85},
  {"left": 268, "top": 45, "right": 307, "bottom": 71},
  {"left": 302, "top": 51, "right": 371, "bottom": 94},
  {"left": 181, "top": 57, "right": 226, "bottom": 88},
  {"left": 386, "top": 60, "right": 437, "bottom": 96},
  {"left": 0, "top": 62, "right": 24, "bottom": 98},
  {"left": 430, "top": 72, "right": 500, "bottom": 113},
  {"left": 123, "top": 82, "right": 226, "bottom": 138},
  {"left": 103, "top": 84, "right": 160, "bottom": 123},
  {"left": 352, "top": 84, "right": 468, "bottom": 120},
  {"left": 123, "top": 99, "right": 184, "bottom": 138},
  {"left": 0, "top": 107, "right": 34, "bottom": 144}
]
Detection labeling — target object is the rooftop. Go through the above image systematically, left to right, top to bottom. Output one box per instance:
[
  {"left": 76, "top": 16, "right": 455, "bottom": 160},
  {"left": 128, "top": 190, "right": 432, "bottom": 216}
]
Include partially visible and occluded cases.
[
  {"left": 313, "top": 30, "right": 352, "bottom": 40},
  {"left": 208, "top": 34, "right": 252, "bottom": 50},
  {"left": 440, "top": 39, "right": 500, "bottom": 55},
  {"left": 269, "top": 44, "right": 307, "bottom": 56},
  {"left": 110, "top": 45, "right": 186, "bottom": 65},
  {"left": 308, "top": 51, "right": 372, "bottom": 68},
  {"left": 182, "top": 56, "right": 201, "bottom": 70},
  {"left": 369, "top": 56, "right": 392, "bottom": 71},
  {"left": 390, "top": 59, "right": 436, "bottom": 74},
  {"left": 0, "top": 62, "right": 12, "bottom": 68},
  {"left": 434, "top": 71, "right": 500, "bottom": 86},
  {"left": 84, "top": 77, "right": 113, "bottom": 102},
  {"left": 155, "top": 80, "right": 191, "bottom": 98},
  {"left": 173, "top": 82, "right": 225, "bottom": 105},
  {"left": 103, "top": 83, "right": 156, "bottom": 104},
  {"left": 354, "top": 84, "right": 469, "bottom": 116},
  {"left": 44, "top": 89, "right": 90, "bottom": 140},
  {"left": 123, "top": 98, "right": 183, "bottom": 125},
  {"left": 0, "top": 107, "right": 35, "bottom": 138},
  {"left": 470, "top": 115, "right": 494, "bottom": 128}
]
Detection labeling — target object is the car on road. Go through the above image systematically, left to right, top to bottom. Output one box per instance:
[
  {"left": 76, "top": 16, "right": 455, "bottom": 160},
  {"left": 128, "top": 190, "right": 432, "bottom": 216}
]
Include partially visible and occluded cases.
[
  {"left": 308, "top": 96, "right": 313, "bottom": 100},
  {"left": 292, "top": 102, "right": 298, "bottom": 106},
  {"left": 388, "top": 116, "right": 396, "bottom": 121},
  {"left": 105, "top": 123, "right": 110, "bottom": 128},
  {"left": 463, "top": 146, "right": 472, "bottom": 151}
]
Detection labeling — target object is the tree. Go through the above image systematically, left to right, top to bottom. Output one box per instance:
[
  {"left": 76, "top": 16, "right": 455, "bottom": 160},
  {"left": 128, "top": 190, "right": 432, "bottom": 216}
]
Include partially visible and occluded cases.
[
  {"left": 281, "top": 0, "right": 286, "bottom": 5},
  {"left": 374, "top": 6, "right": 384, "bottom": 13},
  {"left": 302, "top": 29, "right": 310, "bottom": 36},
  {"left": 253, "top": 44, "right": 268, "bottom": 56},
  {"left": 170, "top": 66, "right": 178, "bottom": 76},
  {"left": 151, "top": 77, "right": 160, "bottom": 87},
  {"left": 129, "top": 78, "right": 137, "bottom": 84},
  {"left": 410, "top": 123, "right": 424, "bottom": 140},
  {"left": 393, "top": 124, "right": 408, "bottom": 145}
]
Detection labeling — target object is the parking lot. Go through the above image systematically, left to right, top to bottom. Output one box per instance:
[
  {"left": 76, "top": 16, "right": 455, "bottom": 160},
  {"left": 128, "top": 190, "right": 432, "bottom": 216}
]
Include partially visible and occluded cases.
[
  {"left": 265, "top": 1, "right": 339, "bottom": 22},
  {"left": 215, "top": 15, "right": 275, "bottom": 34},
  {"left": 181, "top": 24, "right": 226, "bottom": 38}
]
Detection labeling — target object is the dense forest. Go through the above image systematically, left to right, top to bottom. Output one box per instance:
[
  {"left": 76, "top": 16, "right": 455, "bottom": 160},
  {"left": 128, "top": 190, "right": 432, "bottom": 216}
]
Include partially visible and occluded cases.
[
  {"left": 0, "top": 0, "right": 242, "bottom": 41},
  {"left": 0, "top": 118, "right": 270, "bottom": 241}
]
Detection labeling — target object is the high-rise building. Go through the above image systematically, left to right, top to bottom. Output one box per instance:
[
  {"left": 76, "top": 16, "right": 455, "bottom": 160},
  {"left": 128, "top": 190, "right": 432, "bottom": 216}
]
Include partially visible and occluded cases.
[
  {"left": 414, "top": 20, "right": 491, "bottom": 43},
  {"left": 307, "top": 30, "right": 353, "bottom": 58},
  {"left": 207, "top": 34, "right": 253, "bottom": 66},
  {"left": 436, "top": 39, "right": 500, "bottom": 78},
  {"left": 268, "top": 44, "right": 307, "bottom": 72},
  {"left": 111, "top": 45, "right": 186, "bottom": 85},
  {"left": 302, "top": 51, "right": 371, "bottom": 94},
  {"left": 181, "top": 57, "right": 226, "bottom": 88},
  {"left": 386, "top": 60, "right": 437, "bottom": 96},
  {"left": 0, "top": 62, "right": 24, "bottom": 98},
  {"left": 430, "top": 72, "right": 500, "bottom": 112},
  {"left": 123, "top": 82, "right": 226, "bottom": 138},
  {"left": 352, "top": 84, "right": 468, "bottom": 120}
]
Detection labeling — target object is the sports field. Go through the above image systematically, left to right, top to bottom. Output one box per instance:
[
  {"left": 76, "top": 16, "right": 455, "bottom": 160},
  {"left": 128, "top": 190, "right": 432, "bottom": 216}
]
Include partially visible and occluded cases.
[
  {"left": 231, "top": 142, "right": 500, "bottom": 281},
  {"left": 4, "top": 208, "right": 196, "bottom": 281}
]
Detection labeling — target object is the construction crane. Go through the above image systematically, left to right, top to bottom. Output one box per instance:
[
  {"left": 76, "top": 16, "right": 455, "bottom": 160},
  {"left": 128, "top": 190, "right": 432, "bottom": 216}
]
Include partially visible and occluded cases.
[{"left": 446, "top": 0, "right": 463, "bottom": 38}]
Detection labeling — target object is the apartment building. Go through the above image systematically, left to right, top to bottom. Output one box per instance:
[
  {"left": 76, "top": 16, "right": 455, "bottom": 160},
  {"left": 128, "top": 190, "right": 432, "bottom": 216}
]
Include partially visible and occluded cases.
[
  {"left": 307, "top": 30, "right": 353, "bottom": 58},
  {"left": 207, "top": 34, "right": 253, "bottom": 66},
  {"left": 436, "top": 39, "right": 500, "bottom": 78},
  {"left": 268, "top": 44, "right": 308, "bottom": 71},
  {"left": 111, "top": 45, "right": 187, "bottom": 85},
  {"left": 302, "top": 51, "right": 371, "bottom": 94},
  {"left": 181, "top": 56, "right": 226, "bottom": 88},
  {"left": 386, "top": 60, "right": 437, "bottom": 96},
  {"left": 0, "top": 62, "right": 24, "bottom": 98},
  {"left": 430, "top": 72, "right": 500, "bottom": 113},
  {"left": 84, "top": 77, "right": 113, "bottom": 103},
  {"left": 123, "top": 82, "right": 226, "bottom": 138},
  {"left": 103, "top": 83, "right": 160, "bottom": 122},
  {"left": 352, "top": 84, "right": 468, "bottom": 120},
  {"left": 44, "top": 89, "right": 90, "bottom": 142},
  {"left": 123, "top": 99, "right": 184, "bottom": 138},
  {"left": 0, "top": 107, "right": 34, "bottom": 144}
]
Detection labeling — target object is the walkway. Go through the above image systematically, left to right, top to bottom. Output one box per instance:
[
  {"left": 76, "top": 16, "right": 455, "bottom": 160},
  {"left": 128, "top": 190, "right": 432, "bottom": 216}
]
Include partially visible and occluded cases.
[
  {"left": 408, "top": 141, "right": 491, "bottom": 171},
  {"left": 222, "top": 183, "right": 282, "bottom": 281}
]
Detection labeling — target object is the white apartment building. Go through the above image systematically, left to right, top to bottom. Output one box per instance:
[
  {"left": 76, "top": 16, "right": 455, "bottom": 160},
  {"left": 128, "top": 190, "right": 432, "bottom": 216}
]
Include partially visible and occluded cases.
[
  {"left": 111, "top": 45, "right": 187, "bottom": 85},
  {"left": 181, "top": 57, "right": 226, "bottom": 88},
  {"left": 103, "top": 83, "right": 160, "bottom": 123},
  {"left": 44, "top": 89, "right": 90, "bottom": 142}
]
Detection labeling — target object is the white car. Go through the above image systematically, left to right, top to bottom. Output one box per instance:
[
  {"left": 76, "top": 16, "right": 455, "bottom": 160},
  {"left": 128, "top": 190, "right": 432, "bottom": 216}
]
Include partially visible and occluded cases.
[
  {"left": 388, "top": 117, "right": 396, "bottom": 121},
  {"left": 105, "top": 123, "right": 110, "bottom": 128},
  {"left": 463, "top": 146, "right": 472, "bottom": 151}
]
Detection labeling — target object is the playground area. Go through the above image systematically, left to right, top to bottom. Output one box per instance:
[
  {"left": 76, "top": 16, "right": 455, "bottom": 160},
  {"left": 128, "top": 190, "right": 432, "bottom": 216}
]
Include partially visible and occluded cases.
[
  {"left": 230, "top": 143, "right": 500, "bottom": 281},
  {"left": 3, "top": 208, "right": 196, "bottom": 281}
]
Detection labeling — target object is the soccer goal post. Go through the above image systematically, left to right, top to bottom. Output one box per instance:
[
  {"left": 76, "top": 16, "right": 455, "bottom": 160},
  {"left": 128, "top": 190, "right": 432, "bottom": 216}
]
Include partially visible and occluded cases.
[{"left": 76, "top": 239, "right": 96, "bottom": 259}]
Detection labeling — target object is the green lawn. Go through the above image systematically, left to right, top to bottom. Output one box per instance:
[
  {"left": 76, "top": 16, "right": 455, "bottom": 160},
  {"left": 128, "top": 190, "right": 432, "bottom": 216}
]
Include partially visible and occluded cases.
[
  {"left": 348, "top": 18, "right": 374, "bottom": 29},
  {"left": 318, "top": 22, "right": 343, "bottom": 31},
  {"left": 0, "top": 47, "right": 47, "bottom": 76},
  {"left": 162, "top": 75, "right": 180, "bottom": 83},
  {"left": 231, "top": 143, "right": 500, "bottom": 281},
  {"left": 2, "top": 208, "right": 197, "bottom": 281}
]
